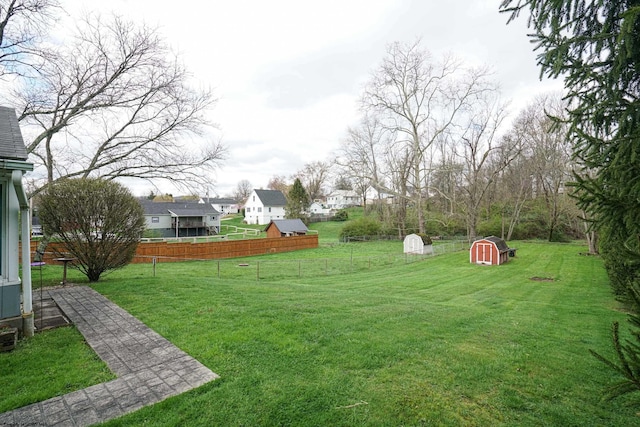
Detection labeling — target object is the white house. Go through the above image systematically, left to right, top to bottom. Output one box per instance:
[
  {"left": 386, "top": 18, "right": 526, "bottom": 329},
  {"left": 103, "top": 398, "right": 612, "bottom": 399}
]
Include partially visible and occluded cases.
[
  {"left": 0, "top": 106, "right": 34, "bottom": 337},
  {"left": 364, "top": 186, "right": 394, "bottom": 205},
  {"left": 244, "top": 189, "right": 287, "bottom": 225},
  {"left": 326, "top": 190, "right": 361, "bottom": 209},
  {"left": 209, "top": 197, "right": 239, "bottom": 215},
  {"left": 139, "top": 199, "right": 221, "bottom": 237},
  {"left": 309, "top": 201, "right": 331, "bottom": 215}
]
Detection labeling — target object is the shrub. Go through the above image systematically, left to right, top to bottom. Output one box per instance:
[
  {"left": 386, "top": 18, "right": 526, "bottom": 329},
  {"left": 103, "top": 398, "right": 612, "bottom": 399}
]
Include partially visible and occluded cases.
[
  {"left": 38, "top": 178, "right": 145, "bottom": 282},
  {"left": 334, "top": 209, "right": 348, "bottom": 221},
  {"left": 339, "top": 216, "right": 381, "bottom": 240},
  {"left": 415, "top": 233, "right": 433, "bottom": 245}
]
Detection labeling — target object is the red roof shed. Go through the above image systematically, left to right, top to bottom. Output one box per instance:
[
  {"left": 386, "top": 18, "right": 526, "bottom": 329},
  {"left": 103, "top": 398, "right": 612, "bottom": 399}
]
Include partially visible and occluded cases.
[{"left": 470, "top": 236, "right": 510, "bottom": 265}]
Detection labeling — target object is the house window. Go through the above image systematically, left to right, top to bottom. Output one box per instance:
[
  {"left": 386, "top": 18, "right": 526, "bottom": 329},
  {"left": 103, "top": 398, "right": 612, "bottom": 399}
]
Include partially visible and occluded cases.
[
  {"left": 246, "top": 207, "right": 250, "bottom": 212},
  {"left": 258, "top": 207, "right": 262, "bottom": 212},
  {"left": 268, "top": 207, "right": 271, "bottom": 212},
  {"left": 211, "top": 216, "right": 216, "bottom": 221},
  {"left": 151, "top": 217, "right": 159, "bottom": 223}
]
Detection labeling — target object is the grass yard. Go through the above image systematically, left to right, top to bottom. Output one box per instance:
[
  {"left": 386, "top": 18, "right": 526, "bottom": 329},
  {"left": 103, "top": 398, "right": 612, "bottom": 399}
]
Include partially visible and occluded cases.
[{"left": 3, "top": 241, "right": 640, "bottom": 425}]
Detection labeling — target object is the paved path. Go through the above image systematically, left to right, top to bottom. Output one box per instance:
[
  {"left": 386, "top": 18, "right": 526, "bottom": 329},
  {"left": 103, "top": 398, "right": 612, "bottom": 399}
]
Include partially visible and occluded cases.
[{"left": 0, "top": 286, "right": 219, "bottom": 427}]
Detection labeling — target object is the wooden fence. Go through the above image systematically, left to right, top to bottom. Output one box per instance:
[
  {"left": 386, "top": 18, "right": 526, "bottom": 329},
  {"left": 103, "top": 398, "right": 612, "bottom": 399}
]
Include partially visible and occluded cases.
[{"left": 28, "top": 234, "right": 319, "bottom": 265}]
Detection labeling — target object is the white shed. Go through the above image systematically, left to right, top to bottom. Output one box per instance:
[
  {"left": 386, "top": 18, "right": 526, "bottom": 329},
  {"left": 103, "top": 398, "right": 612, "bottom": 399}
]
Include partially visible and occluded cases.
[{"left": 403, "top": 234, "right": 433, "bottom": 255}]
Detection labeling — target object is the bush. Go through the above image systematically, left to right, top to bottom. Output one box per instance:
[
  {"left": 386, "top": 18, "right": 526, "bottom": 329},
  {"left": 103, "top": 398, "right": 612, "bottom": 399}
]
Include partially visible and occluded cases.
[
  {"left": 38, "top": 178, "right": 145, "bottom": 282},
  {"left": 334, "top": 209, "right": 348, "bottom": 221},
  {"left": 339, "top": 216, "right": 382, "bottom": 240},
  {"left": 415, "top": 233, "right": 432, "bottom": 245}
]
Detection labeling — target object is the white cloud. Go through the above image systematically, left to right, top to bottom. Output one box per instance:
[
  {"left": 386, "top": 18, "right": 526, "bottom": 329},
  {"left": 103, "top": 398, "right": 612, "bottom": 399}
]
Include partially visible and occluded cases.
[{"left": 58, "top": 0, "right": 562, "bottom": 197}]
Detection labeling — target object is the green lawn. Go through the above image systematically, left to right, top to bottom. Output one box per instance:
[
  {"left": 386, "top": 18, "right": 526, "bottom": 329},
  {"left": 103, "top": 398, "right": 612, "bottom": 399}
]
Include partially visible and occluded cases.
[{"left": 4, "top": 241, "right": 640, "bottom": 425}]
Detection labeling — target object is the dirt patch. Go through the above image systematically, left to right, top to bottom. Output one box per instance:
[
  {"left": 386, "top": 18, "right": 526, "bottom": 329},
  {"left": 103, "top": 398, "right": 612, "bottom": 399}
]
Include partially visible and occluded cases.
[
  {"left": 578, "top": 252, "right": 599, "bottom": 256},
  {"left": 529, "top": 277, "right": 556, "bottom": 282}
]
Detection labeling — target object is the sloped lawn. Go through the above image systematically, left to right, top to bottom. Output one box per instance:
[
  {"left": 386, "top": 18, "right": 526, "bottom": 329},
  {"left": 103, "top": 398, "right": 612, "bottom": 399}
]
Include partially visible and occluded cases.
[
  {"left": 2, "top": 241, "right": 638, "bottom": 425},
  {"left": 90, "top": 241, "right": 638, "bottom": 426}
]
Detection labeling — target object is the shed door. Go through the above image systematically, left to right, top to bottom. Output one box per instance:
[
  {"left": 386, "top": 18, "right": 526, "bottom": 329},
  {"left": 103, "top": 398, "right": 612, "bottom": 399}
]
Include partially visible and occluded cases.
[{"left": 476, "top": 243, "right": 493, "bottom": 265}]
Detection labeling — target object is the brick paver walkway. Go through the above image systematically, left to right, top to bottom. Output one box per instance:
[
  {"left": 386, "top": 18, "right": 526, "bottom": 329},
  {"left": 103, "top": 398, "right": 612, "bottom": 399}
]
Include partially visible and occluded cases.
[{"left": 0, "top": 286, "right": 219, "bottom": 426}]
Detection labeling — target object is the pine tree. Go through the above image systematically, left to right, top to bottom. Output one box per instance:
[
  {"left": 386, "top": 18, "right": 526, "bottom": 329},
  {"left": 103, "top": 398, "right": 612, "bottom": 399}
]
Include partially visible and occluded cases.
[
  {"left": 501, "top": 0, "right": 640, "bottom": 399},
  {"left": 286, "top": 178, "right": 310, "bottom": 221}
]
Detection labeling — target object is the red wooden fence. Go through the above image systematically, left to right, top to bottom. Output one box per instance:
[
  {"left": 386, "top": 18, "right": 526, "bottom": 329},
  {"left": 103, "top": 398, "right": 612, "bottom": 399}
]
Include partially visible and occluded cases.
[{"left": 26, "top": 235, "right": 319, "bottom": 265}]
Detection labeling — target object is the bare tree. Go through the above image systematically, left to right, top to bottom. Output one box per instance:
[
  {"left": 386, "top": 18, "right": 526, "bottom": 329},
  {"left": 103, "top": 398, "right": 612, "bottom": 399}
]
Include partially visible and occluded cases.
[
  {"left": 0, "top": 0, "right": 59, "bottom": 77},
  {"left": 13, "top": 12, "right": 224, "bottom": 195},
  {"left": 360, "top": 39, "right": 496, "bottom": 234},
  {"left": 451, "top": 89, "right": 516, "bottom": 239},
  {"left": 526, "top": 95, "right": 574, "bottom": 241},
  {"left": 337, "top": 115, "right": 389, "bottom": 212},
  {"left": 494, "top": 138, "right": 533, "bottom": 240},
  {"left": 384, "top": 140, "right": 413, "bottom": 236},
  {"left": 295, "top": 160, "right": 331, "bottom": 201},
  {"left": 267, "top": 174, "right": 290, "bottom": 195},
  {"left": 332, "top": 175, "right": 352, "bottom": 191},
  {"left": 233, "top": 179, "right": 252, "bottom": 205}
]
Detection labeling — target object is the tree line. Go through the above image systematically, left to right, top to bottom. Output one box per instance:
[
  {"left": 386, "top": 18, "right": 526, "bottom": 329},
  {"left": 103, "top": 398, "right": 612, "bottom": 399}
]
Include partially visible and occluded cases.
[
  {"left": 235, "top": 40, "right": 585, "bottom": 244},
  {"left": 337, "top": 43, "right": 582, "bottom": 242}
]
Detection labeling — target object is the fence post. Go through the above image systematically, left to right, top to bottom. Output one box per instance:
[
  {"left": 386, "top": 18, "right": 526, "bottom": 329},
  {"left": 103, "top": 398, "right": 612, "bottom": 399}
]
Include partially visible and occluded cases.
[
  {"left": 152, "top": 257, "right": 156, "bottom": 277},
  {"left": 217, "top": 260, "right": 220, "bottom": 279},
  {"left": 298, "top": 260, "right": 301, "bottom": 278},
  {"left": 257, "top": 261, "right": 260, "bottom": 281}
]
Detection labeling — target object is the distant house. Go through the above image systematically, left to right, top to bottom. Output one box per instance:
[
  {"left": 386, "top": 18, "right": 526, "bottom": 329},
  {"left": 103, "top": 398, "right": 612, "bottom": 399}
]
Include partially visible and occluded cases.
[
  {"left": 0, "top": 106, "right": 34, "bottom": 336},
  {"left": 364, "top": 186, "right": 394, "bottom": 205},
  {"left": 244, "top": 189, "right": 287, "bottom": 225},
  {"left": 326, "top": 190, "right": 361, "bottom": 209},
  {"left": 209, "top": 197, "right": 239, "bottom": 215},
  {"left": 139, "top": 199, "right": 221, "bottom": 237},
  {"left": 309, "top": 201, "right": 331, "bottom": 215},
  {"left": 264, "top": 219, "right": 308, "bottom": 238}
]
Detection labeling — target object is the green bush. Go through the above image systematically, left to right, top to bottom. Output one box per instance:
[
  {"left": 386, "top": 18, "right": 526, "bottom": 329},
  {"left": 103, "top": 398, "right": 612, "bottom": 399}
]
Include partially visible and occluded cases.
[
  {"left": 38, "top": 178, "right": 145, "bottom": 282},
  {"left": 334, "top": 209, "right": 349, "bottom": 221},
  {"left": 339, "top": 216, "right": 382, "bottom": 240},
  {"left": 415, "top": 233, "right": 432, "bottom": 245}
]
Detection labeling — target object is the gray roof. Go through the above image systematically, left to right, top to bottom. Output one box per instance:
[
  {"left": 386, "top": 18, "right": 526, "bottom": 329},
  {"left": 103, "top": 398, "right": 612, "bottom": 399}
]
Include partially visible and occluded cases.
[
  {"left": 0, "top": 106, "right": 28, "bottom": 161},
  {"left": 254, "top": 189, "right": 287, "bottom": 206},
  {"left": 209, "top": 197, "right": 237, "bottom": 204},
  {"left": 139, "top": 199, "right": 219, "bottom": 216},
  {"left": 265, "top": 219, "right": 308, "bottom": 233},
  {"left": 484, "top": 236, "right": 509, "bottom": 252}
]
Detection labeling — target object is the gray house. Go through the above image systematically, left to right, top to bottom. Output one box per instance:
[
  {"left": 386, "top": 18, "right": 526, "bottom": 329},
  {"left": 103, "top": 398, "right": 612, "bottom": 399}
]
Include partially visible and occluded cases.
[
  {"left": 0, "top": 106, "right": 34, "bottom": 336},
  {"left": 139, "top": 199, "right": 221, "bottom": 238}
]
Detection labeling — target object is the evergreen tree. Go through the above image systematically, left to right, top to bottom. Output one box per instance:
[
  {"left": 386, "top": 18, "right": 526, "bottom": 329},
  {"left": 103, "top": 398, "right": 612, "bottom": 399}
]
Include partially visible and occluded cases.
[
  {"left": 501, "top": 0, "right": 640, "bottom": 399},
  {"left": 286, "top": 178, "right": 310, "bottom": 221}
]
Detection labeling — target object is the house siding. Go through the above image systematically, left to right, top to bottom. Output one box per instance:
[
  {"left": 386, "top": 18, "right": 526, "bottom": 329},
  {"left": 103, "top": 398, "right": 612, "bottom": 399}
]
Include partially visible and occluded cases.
[{"left": 244, "top": 190, "right": 286, "bottom": 225}]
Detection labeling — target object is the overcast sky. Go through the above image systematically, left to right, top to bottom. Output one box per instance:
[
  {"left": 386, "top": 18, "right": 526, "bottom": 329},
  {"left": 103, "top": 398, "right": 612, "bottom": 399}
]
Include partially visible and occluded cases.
[{"left": 61, "top": 0, "right": 563, "bottom": 198}]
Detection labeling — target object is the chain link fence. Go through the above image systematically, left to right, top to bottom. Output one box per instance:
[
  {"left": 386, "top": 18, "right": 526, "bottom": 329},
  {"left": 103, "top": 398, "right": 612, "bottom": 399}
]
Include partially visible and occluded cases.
[{"left": 145, "top": 238, "right": 470, "bottom": 281}]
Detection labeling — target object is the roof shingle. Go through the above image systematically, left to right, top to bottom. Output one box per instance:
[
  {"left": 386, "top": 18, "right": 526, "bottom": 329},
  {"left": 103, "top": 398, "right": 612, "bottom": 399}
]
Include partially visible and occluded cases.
[
  {"left": 0, "top": 106, "right": 28, "bottom": 161},
  {"left": 254, "top": 189, "right": 287, "bottom": 206}
]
